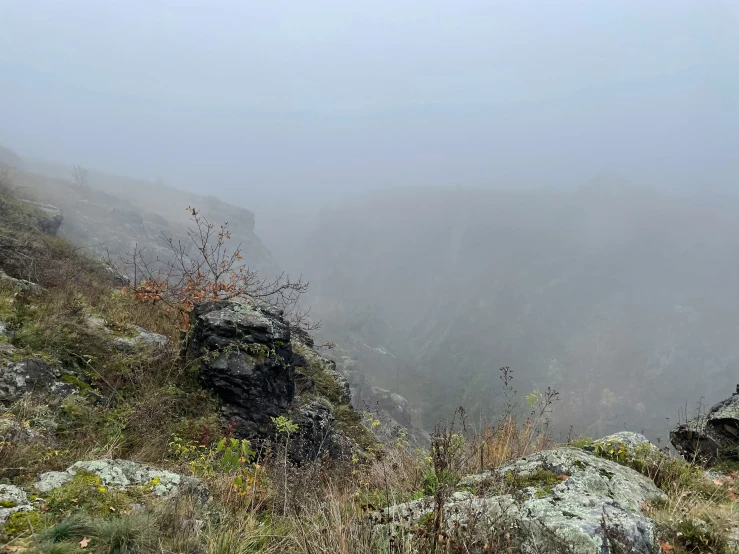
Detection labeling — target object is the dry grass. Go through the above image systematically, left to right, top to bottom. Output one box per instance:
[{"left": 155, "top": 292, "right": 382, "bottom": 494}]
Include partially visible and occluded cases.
[{"left": 466, "top": 414, "right": 556, "bottom": 474}]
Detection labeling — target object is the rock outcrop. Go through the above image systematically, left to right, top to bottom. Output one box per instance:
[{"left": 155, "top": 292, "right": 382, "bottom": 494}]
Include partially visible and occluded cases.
[
  {"left": 0, "top": 268, "right": 43, "bottom": 294},
  {"left": 187, "top": 300, "right": 373, "bottom": 460},
  {"left": 188, "top": 301, "right": 295, "bottom": 438},
  {"left": 671, "top": 385, "right": 739, "bottom": 466},
  {"left": 290, "top": 399, "right": 354, "bottom": 464},
  {"left": 376, "top": 442, "right": 666, "bottom": 554}
]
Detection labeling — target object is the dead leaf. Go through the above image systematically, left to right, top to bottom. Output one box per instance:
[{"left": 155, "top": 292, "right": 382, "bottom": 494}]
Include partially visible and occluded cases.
[
  {"left": 557, "top": 474, "right": 569, "bottom": 481},
  {"left": 714, "top": 479, "right": 725, "bottom": 486},
  {"left": 729, "top": 490, "right": 738, "bottom": 502},
  {"left": 79, "top": 537, "right": 90, "bottom": 549},
  {"left": 659, "top": 539, "right": 674, "bottom": 553}
]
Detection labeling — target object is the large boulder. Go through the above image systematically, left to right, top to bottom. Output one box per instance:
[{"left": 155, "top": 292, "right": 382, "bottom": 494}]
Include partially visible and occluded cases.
[
  {"left": 187, "top": 301, "right": 294, "bottom": 437},
  {"left": 671, "top": 386, "right": 739, "bottom": 465},
  {"left": 375, "top": 446, "right": 666, "bottom": 554}
]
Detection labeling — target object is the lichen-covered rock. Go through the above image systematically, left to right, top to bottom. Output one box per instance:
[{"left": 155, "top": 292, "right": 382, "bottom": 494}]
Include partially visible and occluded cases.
[
  {"left": 0, "top": 269, "right": 42, "bottom": 294},
  {"left": 187, "top": 301, "right": 294, "bottom": 437},
  {"left": 85, "top": 316, "right": 169, "bottom": 355},
  {"left": 0, "top": 321, "right": 10, "bottom": 340},
  {"left": 112, "top": 325, "right": 169, "bottom": 353},
  {"left": 0, "top": 358, "right": 70, "bottom": 404},
  {"left": 671, "top": 386, "right": 739, "bottom": 465},
  {"left": 289, "top": 399, "right": 354, "bottom": 464},
  {"left": 594, "top": 432, "right": 657, "bottom": 452},
  {"left": 376, "top": 447, "right": 666, "bottom": 554},
  {"left": 35, "top": 459, "right": 208, "bottom": 501},
  {"left": 0, "top": 485, "right": 32, "bottom": 524}
]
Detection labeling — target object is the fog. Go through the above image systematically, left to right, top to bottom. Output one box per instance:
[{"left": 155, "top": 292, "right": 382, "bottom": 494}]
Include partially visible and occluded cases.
[
  {"left": 2, "top": 1, "right": 739, "bottom": 440},
  {"left": 2, "top": 1, "right": 738, "bottom": 207}
]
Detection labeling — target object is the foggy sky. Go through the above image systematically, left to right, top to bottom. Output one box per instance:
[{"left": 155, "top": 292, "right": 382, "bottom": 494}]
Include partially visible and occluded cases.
[{"left": 1, "top": 1, "right": 737, "bottom": 214}]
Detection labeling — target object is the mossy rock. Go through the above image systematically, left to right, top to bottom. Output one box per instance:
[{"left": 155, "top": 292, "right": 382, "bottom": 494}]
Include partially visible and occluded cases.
[
  {"left": 292, "top": 341, "right": 349, "bottom": 405},
  {"left": 332, "top": 404, "right": 380, "bottom": 454},
  {"left": 1, "top": 510, "right": 43, "bottom": 540}
]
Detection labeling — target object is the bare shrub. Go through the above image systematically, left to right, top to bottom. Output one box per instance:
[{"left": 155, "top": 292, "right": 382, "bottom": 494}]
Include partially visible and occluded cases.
[{"left": 111, "top": 207, "right": 310, "bottom": 329}]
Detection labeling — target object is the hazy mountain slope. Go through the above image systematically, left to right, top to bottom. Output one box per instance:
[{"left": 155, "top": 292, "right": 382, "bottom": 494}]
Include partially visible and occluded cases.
[
  {"left": 1, "top": 149, "right": 277, "bottom": 276},
  {"left": 294, "top": 184, "right": 739, "bottom": 440}
]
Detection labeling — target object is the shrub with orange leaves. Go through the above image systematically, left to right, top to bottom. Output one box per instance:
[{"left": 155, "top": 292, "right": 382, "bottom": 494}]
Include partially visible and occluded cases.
[{"left": 113, "top": 207, "right": 309, "bottom": 330}]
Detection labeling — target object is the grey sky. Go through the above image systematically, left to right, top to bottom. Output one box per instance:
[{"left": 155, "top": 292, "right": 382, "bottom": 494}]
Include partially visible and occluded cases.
[{"left": 1, "top": 1, "right": 737, "bottom": 211}]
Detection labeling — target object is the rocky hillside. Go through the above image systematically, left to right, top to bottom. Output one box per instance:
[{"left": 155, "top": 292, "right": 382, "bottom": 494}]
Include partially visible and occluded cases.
[{"left": 3, "top": 176, "right": 739, "bottom": 554}]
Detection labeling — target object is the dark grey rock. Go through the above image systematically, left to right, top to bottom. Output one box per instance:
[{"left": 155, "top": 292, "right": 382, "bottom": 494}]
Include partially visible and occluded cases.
[
  {"left": 188, "top": 301, "right": 294, "bottom": 437},
  {"left": 0, "top": 358, "right": 61, "bottom": 403},
  {"left": 670, "top": 387, "right": 739, "bottom": 465},
  {"left": 290, "top": 399, "right": 354, "bottom": 464}
]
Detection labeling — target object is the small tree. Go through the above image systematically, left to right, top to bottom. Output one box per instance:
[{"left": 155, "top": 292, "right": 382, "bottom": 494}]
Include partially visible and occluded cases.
[
  {"left": 72, "top": 164, "right": 89, "bottom": 187},
  {"left": 113, "top": 207, "right": 311, "bottom": 329}
]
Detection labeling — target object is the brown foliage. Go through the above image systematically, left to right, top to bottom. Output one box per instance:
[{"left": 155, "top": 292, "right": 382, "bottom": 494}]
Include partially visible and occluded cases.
[{"left": 113, "top": 207, "right": 310, "bottom": 329}]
